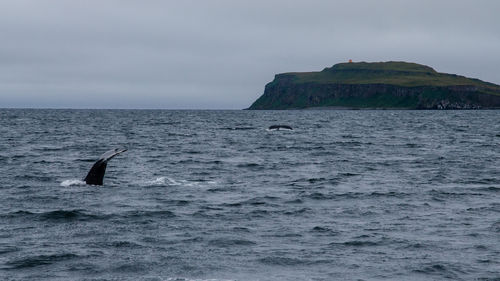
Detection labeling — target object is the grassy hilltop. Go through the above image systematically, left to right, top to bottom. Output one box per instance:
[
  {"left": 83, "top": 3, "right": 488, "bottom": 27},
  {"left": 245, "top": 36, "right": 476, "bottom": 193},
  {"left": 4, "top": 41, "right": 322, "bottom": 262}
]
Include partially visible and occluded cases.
[{"left": 248, "top": 61, "right": 500, "bottom": 109}]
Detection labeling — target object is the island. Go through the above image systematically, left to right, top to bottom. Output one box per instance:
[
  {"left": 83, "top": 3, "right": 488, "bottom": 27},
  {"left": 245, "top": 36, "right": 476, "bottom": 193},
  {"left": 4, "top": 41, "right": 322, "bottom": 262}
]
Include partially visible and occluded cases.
[{"left": 248, "top": 61, "right": 500, "bottom": 110}]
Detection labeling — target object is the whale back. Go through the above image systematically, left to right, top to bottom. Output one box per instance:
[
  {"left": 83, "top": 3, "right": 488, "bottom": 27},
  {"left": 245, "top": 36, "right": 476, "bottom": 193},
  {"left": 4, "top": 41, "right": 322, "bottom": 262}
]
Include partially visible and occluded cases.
[{"left": 268, "top": 125, "right": 293, "bottom": 130}]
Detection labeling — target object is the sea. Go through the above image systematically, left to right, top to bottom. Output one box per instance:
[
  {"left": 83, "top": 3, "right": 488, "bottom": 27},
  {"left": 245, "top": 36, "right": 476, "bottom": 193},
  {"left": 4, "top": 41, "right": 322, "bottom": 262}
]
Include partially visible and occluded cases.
[{"left": 0, "top": 109, "right": 499, "bottom": 281}]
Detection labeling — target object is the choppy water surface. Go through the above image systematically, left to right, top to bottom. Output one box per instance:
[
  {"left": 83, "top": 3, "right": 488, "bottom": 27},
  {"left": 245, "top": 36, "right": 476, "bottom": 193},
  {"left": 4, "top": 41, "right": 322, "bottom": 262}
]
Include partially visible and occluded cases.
[{"left": 0, "top": 109, "right": 499, "bottom": 280}]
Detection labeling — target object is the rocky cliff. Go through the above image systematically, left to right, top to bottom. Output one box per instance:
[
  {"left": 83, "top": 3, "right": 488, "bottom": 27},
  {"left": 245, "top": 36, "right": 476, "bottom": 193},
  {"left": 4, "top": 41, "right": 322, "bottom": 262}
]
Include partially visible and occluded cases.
[{"left": 248, "top": 62, "right": 500, "bottom": 109}]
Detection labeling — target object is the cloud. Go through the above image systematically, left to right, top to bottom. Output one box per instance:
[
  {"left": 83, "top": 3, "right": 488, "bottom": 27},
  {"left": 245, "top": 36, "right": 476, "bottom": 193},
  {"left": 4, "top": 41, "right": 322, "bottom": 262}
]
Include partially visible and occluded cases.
[{"left": 0, "top": 0, "right": 499, "bottom": 108}]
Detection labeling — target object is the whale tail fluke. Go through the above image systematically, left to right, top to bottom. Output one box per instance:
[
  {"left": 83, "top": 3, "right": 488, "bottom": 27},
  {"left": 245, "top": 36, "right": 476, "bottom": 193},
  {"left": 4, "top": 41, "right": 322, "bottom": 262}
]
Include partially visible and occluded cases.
[{"left": 84, "top": 148, "right": 127, "bottom": 185}]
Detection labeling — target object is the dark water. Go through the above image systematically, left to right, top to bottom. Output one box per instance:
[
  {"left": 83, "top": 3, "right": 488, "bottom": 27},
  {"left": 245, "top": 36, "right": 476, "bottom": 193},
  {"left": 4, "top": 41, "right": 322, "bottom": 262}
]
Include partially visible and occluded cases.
[{"left": 1, "top": 109, "right": 499, "bottom": 280}]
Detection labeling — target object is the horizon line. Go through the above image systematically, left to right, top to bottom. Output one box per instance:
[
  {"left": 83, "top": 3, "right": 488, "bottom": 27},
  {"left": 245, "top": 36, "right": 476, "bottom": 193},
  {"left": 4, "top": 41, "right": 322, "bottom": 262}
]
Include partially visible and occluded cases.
[{"left": 0, "top": 107, "right": 247, "bottom": 110}]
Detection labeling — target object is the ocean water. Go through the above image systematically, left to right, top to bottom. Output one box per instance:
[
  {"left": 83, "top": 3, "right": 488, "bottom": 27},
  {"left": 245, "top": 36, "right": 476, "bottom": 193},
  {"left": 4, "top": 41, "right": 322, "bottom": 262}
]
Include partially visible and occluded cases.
[{"left": 0, "top": 109, "right": 499, "bottom": 281}]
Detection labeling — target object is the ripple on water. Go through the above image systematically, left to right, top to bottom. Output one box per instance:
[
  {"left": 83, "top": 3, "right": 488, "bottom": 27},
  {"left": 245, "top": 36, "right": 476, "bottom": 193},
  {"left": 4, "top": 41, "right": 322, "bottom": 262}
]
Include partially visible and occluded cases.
[
  {"left": 2, "top": 109, "right": 500, "bottom": 280},
  {"left": 478, "top": 186, "right": 500, "bottom": 192},
  {"left": 1, "top": 209, "right": 107, "bottom": 222},
  {"left": 122, "top": 210, "right": 176, "bottom": 219},
  {"left": 310, "top": 226, "right": 339, "bottom": 236},
  {"left": 208, "top": 238, "right": 256, "bottom": 247},
  {"left": 104, "top": 240, "right": 146, "bottom": 249},
  {"left": 331, "top": 240, "right": 380, "bottom": 247},
  {"left": 0, "top": 245, "right": 21, "bottom": 255},
  {"left": 5, "top": 253, "right": 79, "bottom": 269},
  {"left": 258, "top": 256, "right": 305, "bottom": 266},
  {"left": 411, "top": 262, "right": 468, "bottom": 280}
]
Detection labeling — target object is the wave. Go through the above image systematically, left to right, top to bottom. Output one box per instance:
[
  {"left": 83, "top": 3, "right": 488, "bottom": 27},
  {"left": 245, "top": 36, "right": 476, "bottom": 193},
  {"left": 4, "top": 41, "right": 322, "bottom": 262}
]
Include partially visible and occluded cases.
[
  {"left": 220, "top": 127, "right": 256, "bottom": 131},
  {"left": 34, "top": 145, "right": 64, "bottom": 152},
  {"left": 236, "top": 163, "right": 261, "bottom": 168},
  {"left": 16, "top": 174, "right": 54, "bottom": 182},
  {"left": 141, "top": 176, "right": 217, "bottom": 187},
  {"left": 60, "top": 179, "right": 86, "bottom": 187},
  {"left": 477, "top": 186, "right": 500, "bottom": 192},
  {"left": 428, "top": 189, "right": 487, "bottom": 198},
  {"left": 305, "top": 191, "right": 412, "bottom": 200},
  {"left": 222, "top": 196, "right": 279, "bottom": 207},
  {"left": 283, "top": 207, "right": 310, "bottom": 215},
  {"left": 4, "top": 208, "right": 177, "bottom": 222},
  {"left": 1, "top": 209, "right": 107, "bottom": 222},
  {"left": 39, "top": 210, "right": 93, "bottom": 221},
  {"left": 123, "top": 210, "right": 176, "bottom": 219},
  {"left": 491, "top": 222, "right": 500, "bottom": 232},
  {"left": 310, "top": 226, "right": 339, "bottom": 236},
  {"left": 311, "top": 226, "right": 332, "bottom": 233},
  {"left": 232, "top": 227, "right": 251, "bottom": 232},
  {"left": 208, "top": 238, "right": 256, "bottom": 247},
  {"left": 103, "top": 240, "right": 146, "bottom": 249},
  {"left": 328, "top": 240, "right": 381, "bottom": 248},
  {"left": 341, "top": 240, "right": 380, "bottom": 247},
  {"left": 0, "top": 245, "right": 20, "bottom": 255},
  {"left": 5, "top": 253, "right": 79, "bottom": 269},
  {"left": 258, "top": 256, "right": 305, "bottom": 266},
  {"left": 258, "top": 256, "right": 330, "bottom": 266},
  {"left": 412, "top": 262, "right": 467, "bottom": 279}
]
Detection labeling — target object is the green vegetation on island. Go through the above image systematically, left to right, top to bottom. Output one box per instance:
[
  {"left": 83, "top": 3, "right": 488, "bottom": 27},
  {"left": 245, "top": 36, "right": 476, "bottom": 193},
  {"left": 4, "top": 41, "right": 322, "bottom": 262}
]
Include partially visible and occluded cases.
[{"left": 248, "top": 61, "right": 500, "bottom": 110}]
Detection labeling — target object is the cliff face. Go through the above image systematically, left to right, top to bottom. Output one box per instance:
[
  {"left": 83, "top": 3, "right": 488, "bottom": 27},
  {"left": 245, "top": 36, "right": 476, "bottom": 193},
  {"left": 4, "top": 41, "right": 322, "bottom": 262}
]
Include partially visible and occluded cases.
[{"left": 248, "top": 62, "right": 500, "bottom": 110}]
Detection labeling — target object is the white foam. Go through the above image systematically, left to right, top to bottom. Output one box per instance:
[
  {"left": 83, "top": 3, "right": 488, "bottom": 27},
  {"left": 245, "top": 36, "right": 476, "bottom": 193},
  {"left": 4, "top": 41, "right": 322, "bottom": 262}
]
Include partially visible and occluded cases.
[
  {"left": 142, "top": 176, "right": 180, "bottom": 186},
  {"left": 144, "top": 176, "right": 167, "bottom": 186},
  {"left": 142, "top": 177, "right": 217, "bottom": 187},
  {"left": 60, "top": 179, "right": 86, "bottom": 187},
  {"left": 165, "top": 277, "right": 236, "bottom": 281}
]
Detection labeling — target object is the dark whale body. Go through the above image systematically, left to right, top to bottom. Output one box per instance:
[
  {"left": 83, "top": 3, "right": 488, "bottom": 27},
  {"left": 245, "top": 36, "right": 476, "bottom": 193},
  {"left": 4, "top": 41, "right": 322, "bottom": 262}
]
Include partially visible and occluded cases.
[
  {"left": 268, "top": 125, "right": 293, "bottom": 131},
  {"left": 84, "top": 148, "right": 127, "bottom": 185}
]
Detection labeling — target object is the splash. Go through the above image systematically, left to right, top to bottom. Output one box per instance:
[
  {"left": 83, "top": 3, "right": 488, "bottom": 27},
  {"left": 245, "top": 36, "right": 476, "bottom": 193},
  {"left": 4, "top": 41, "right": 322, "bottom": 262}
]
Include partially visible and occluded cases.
[
  {"left": 142, "top": 176, "right": 184, "bottom": 186},
  {"left": 144, "top": 176, "right": 169, "bottom": 186},
  {"left": 141, "top": 177, "right": 217, "bottom": 187},
  {"left": 60, "top": 179, "right": 86, "bottom": 187},
  {"left": 165, "top": 278, "right": 235, "bottom": 281}
]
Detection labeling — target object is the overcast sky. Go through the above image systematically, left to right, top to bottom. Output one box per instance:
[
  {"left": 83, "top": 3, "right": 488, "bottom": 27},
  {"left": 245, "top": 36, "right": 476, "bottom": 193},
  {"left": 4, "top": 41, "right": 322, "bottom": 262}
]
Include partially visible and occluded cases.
[{"left": 1, "top": 0, "right": 499, "bottom": 109}]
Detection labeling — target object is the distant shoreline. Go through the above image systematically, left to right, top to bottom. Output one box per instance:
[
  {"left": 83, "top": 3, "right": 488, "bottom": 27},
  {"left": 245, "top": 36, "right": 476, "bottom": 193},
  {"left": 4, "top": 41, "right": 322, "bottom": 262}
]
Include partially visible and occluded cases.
[
  {"left": 248, "top": 61, "right": 500, "bottom": 110},
  {"left": 246, "top": 106, "right": 500, "bottom": 110},
  {"left": 2, "top": 107, "right": 500, "bottom": 111}
]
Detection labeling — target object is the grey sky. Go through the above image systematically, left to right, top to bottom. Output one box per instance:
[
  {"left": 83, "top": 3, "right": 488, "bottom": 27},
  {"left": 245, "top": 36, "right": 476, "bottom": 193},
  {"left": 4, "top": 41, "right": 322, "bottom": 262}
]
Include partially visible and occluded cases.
[{"left": 1, "top": 0, "right": 499, "bottom": 109}]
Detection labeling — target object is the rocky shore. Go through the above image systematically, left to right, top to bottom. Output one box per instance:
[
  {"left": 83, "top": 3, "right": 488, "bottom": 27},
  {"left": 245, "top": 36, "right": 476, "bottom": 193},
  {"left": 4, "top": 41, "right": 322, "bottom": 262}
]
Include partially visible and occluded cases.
[{"left": 248, "top": 62, "right": 500, "bottom": 110}]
